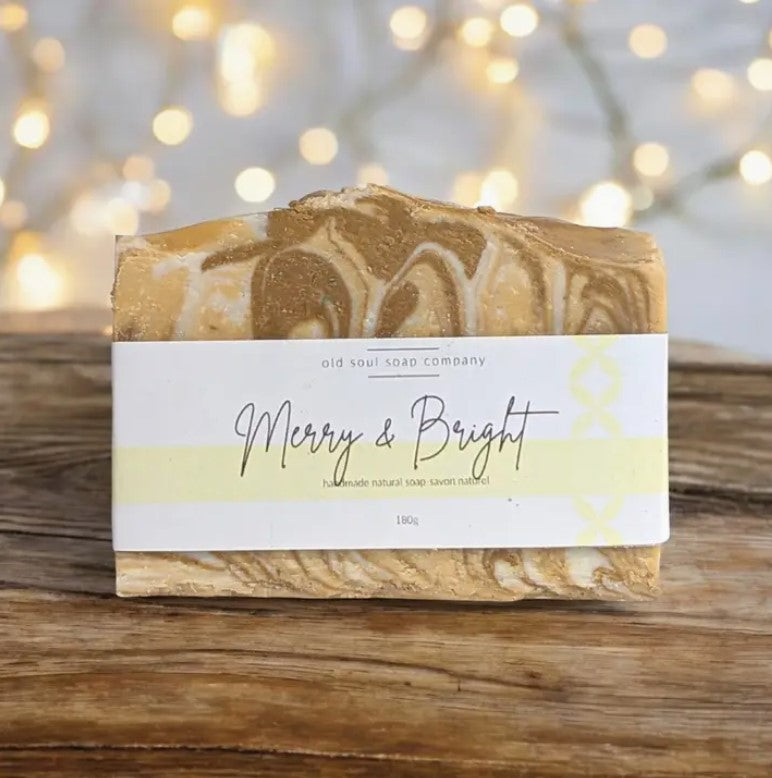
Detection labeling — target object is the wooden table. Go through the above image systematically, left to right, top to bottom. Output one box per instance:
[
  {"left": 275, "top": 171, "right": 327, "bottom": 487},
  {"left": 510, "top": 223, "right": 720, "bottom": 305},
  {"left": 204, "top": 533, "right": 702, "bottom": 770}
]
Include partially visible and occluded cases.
[{"left": 1, "top": 330, "right": 771, "bottom": 777}]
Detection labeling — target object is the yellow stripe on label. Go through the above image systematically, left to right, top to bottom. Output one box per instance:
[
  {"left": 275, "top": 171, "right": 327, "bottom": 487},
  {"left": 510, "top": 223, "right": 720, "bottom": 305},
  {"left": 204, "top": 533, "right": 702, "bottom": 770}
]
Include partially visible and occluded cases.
[{"left": 114, "top": 437, "right": 667, "bottom": 505}]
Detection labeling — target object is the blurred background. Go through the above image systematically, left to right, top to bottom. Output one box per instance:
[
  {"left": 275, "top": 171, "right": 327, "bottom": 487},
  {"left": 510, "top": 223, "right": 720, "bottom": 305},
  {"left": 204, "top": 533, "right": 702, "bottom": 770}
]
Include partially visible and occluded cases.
[{"left": 0, "top": 0, "right": 770, "bottom": 354}]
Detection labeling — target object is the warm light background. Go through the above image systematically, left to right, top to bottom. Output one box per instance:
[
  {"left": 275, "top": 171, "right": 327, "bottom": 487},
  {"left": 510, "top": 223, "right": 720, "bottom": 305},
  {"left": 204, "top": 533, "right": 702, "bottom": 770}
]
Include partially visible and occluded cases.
[{"left": 1, "top": 0, "right": 770, "bottom": 354}]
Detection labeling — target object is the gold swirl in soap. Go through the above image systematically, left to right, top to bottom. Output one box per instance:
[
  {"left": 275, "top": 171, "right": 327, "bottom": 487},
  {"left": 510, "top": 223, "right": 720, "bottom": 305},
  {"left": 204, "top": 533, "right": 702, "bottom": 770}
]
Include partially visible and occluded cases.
[{"left": 113, "top": 185, "right": 666, "bottom": 600}]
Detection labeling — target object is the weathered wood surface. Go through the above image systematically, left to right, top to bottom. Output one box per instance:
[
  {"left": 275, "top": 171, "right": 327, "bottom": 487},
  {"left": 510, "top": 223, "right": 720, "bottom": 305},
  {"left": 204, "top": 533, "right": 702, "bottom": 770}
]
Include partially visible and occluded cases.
[{"left": 1, "top": 332, "right": 771, "bottom": 777}]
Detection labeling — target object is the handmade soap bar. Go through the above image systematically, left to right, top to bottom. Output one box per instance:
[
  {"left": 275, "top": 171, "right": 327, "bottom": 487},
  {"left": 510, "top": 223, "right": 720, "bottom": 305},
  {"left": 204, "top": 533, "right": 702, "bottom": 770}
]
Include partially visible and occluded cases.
[{"left": 113, "top": 185, "right": 666, "bottom": 599}]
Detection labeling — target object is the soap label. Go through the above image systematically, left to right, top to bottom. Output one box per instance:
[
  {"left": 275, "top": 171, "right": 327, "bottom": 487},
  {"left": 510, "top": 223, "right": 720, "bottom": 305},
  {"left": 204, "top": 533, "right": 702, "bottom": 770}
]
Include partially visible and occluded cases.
[{"left": 112, "top": 334, "right": 669, "bottom": 551}]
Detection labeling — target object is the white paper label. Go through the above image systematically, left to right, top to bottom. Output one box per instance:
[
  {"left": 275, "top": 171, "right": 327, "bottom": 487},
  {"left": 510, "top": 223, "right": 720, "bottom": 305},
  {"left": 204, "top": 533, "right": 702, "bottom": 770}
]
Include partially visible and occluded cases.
[{"left": 112, "top": 334, "right": 669, "bottom": 551}]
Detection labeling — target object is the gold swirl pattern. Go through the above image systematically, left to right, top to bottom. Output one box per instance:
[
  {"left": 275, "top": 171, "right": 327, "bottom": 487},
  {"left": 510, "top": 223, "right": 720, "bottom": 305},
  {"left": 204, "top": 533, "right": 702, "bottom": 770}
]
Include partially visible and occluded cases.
[{"left": 113, "top": 184, "right": 666, "bottom": 600}]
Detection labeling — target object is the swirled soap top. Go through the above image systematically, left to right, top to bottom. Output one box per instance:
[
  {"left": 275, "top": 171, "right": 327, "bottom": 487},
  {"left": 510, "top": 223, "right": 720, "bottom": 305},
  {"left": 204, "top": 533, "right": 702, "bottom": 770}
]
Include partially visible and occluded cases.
[{"left": 113, "top": 185, "right": 665, "bottom": 344}]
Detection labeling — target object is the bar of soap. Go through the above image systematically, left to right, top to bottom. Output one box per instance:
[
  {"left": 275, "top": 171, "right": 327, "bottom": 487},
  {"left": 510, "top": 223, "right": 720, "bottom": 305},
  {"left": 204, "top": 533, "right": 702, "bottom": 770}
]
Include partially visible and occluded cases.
[{"left": 113, "top": 185, "right": 666, "bottom": 599}]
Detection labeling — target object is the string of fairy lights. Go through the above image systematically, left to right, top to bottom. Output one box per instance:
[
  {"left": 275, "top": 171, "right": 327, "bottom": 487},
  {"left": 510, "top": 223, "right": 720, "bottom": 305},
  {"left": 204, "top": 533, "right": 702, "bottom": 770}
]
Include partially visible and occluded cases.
[{"left": 0, "top": 0, "right": 771, "bottom": 311}]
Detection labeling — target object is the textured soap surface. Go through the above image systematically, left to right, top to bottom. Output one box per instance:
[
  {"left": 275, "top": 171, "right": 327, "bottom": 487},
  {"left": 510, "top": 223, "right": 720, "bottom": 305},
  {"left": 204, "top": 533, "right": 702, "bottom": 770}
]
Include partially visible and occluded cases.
[{"left": 113, "top": 185, "right": 666, "bottom": 599}]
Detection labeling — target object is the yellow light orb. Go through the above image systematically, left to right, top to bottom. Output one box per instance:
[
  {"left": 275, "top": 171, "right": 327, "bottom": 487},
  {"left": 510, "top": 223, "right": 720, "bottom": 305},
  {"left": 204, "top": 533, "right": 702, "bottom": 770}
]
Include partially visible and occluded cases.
[
  {"left": 738, "top": 0, "right": 759, "bottom": 4},
  {"left": 0, "top": 2, "right": 27, "bottom": 31},
  {"left": 172, "top": 4, "right": 213, "bottom": 41},
  {"left": 500, "top": 4, "right": 539, "bottom": 38},
  {"left": 390, "top": 6, "right": 428, "bottom": 41},
  {"left": 458, "top": 17, "right": 495, "bottom": 47},
  {"left": 219, "top": 23, "right": 275, "bottom": 81},
  {"left": 245, "top": 23, "right": 275, "bottom": 64},
  {"left": 628, "top": 24, "right": 667, "bottom": 59},
  {"left": 31, "top": 38, "right": 66, "bottom": 73},
  {"left": 486, "top": 56, "right": 519, "bottom": 84},
  {"left": 747, "top": 57, "right": 772, "bottom": 92},
  {"left": 691, "top": 68, "right": 735, "bottom": 108},
  {"left": 219, "top": 81, "right": 263, "bottom": 116},
  {"left": 12, "top": 106, "right": 50, "bottom": 149},
  {"left": 152, "top": 107, "right": 193, "bottom": 146},
  {"left": 299, "top": 127, "right": 338, "bottom": 165},
  {"left": 633, "top": 142, "right": 670, "bottom": 177},
  {"left": 739, "top": 150, "right": 772, "bottom": 185},
  {"left": 122, "top": 154, "right": 155, "bottom": 181},
  {"left": 357, "top": 163, "right": 389, "bottom": 186},
  {"left": 235, "top": 167, "right": 276, "bottom": 203},
  {"left": 479, "top": 168, "right": 519, "bottom": 209},
  {"left": 452, "top": 172, "right": 483, "bottom": 207},
  {"left": 145, "top": 179, "right": 172, "bottom": 213},
  {"left": 578, "top": 181, "right": 632, "bottom": 227},
  {"left": 70, "top": 195, "right": 105, "bottom": 235},
  {"left": 106, "top": 198, "right": 139, "bottom": 235},
  {"left": 0, "top": 199, "right": 28, "bottom": 230},
  {"left": 9, "top": 230, "right": 42, "bottom": 262},
  {"left": 16, "top": 253, "right": 64, "bottom": 310}
]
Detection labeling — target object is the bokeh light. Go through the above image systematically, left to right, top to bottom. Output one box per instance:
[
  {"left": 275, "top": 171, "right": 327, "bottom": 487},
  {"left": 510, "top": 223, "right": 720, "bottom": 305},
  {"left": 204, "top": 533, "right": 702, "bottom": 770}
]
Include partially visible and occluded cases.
[
  {"left": 0, "top": 2, "right": 28, "bottom": 31},
  {"left": 172, "top": 4, "right": 213, "bottom": 41},
  {"left": 500, "top": 4, "right": 539, "bottom": 38},
  {"left": 390, "top": 6, "right": 428, "bottom": 42},
  {"left": 459, "top": 17, "right": 495, "bottom": 48},
  {"left": 219, "top": 22, "right": 275, "bottom": 78},
  {"left": 217, "top": 23, "right": 274, "bottom": 115},
  {"left": 628, "top": 24, "right": 667, "bottom": 59},
  {"left": 31, "top": 38, "right": 66, "bottom": 73},
  {"left": 486, "top": 56, "right": 519, "bottom": 84},
  {"left": 747, "top": 58, "right": 772, "bottom": 92},
  {"left": 691, "top": 68, "right": 735, "bottom": 109},
  {"left": 220, "top": 81, "right": 263, "bottom": 116},
  {"left": 12, "top": 104, "right": 50, "bottom": 149},
  {"left": 152, "top": 107, "right": 193, "bottom": 145},
  {"left": 299, "top": 127, "right": 338, "bottom": 165},
  {"left": 633, "top": 142, "right": 670, "bottom": 177},
  {"left": 739, "top": 150, "right": 772, "bottom": 185},
  {"left": 122, "top": 155, "right": 155, "bottom": 181},
  {"left": 357, "top": 163, "right": 389, "bottom": 186},
  {"left": 235, "top": 167, "right": 276, "bottom": 202},
  {"left": 479, "top": 168, "right": 519, "bottom": 210},
  {"left": 452, "top": 172, "right": 483, "bottom": 207},
  {"left": 145, "top": 179, "right": 172, "bottom": 213},
  {"left": 578, "top": 181, "right": 633, "bottom": 227},
  {"left": 70, "top": 194, "right": 106, "bottom": 236},
  {"left": 107, "top": 198, "right": 140, "bottom": 235},
  {"left": 16, "top": 253, "right": 64, "bottom": 310}
]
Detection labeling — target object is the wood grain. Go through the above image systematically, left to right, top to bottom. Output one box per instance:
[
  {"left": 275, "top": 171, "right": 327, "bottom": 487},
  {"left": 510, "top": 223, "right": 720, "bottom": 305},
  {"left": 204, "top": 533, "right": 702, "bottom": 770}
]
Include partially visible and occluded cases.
[{"left": 1, "top": 333, "right": 771, "bottom": 777}]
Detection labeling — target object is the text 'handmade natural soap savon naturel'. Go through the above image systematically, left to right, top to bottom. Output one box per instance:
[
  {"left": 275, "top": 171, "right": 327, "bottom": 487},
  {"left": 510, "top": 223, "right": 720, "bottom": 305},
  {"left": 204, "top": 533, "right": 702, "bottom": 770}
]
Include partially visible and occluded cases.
[{"left": 112, "top": 185, "right": 668, "bottom": 600}]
